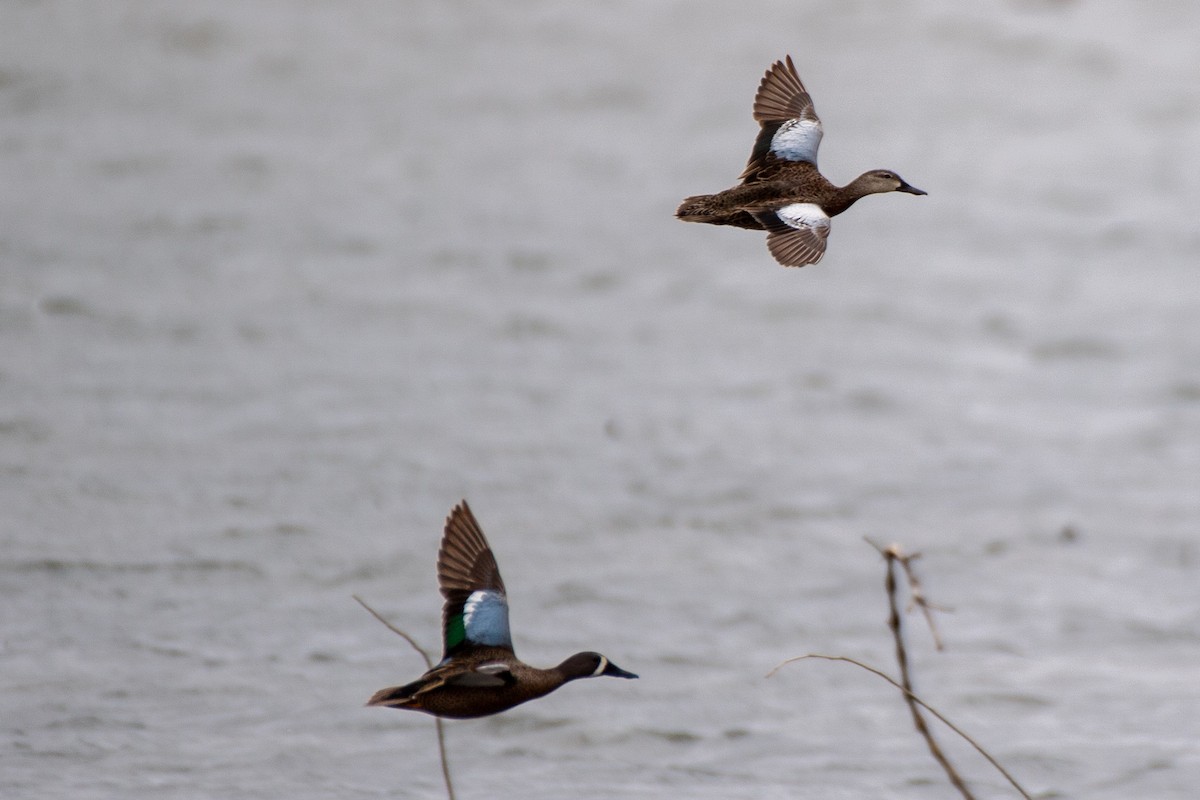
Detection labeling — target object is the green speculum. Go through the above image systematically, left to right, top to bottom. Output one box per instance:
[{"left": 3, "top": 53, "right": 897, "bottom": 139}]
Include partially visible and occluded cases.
[{"left": 444, "top": 614, "right": 466, "bottom": 649}]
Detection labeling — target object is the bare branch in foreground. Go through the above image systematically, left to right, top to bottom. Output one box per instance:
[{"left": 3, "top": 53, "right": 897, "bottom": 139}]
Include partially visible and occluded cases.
[
  {"left": 865, "top": 537, "right": 947, "bottom": 650},
  {"left": 769, "top": 539, "right": 1033, "bottom": 800},
  {"left": 879, "top": 545, "right": 975, "bottom": 798},
  {"left": 355, "top": 594, "right": 435, "bottom": 668},
  {"left": 354, "top": 595, "right": 455, "bottom": 800},
  {"left": 768, "top": 654, "right": 1032, "bottom": 800}
]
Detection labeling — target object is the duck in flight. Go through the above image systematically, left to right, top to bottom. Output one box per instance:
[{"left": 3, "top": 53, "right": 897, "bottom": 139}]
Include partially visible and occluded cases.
[
  {"left": 676, "top": 55, "right": 925, "bottom": 267},
  {"left": 366, "top": 501, "right": 637, "bottom": 718}
]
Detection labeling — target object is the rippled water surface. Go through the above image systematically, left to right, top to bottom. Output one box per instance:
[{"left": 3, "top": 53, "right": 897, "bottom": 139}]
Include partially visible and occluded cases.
[{"left": 3, "top": 1, "right": 1200, "bottom": 798}]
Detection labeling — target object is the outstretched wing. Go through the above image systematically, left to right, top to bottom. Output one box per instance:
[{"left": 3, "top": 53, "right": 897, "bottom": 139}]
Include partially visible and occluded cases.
[
  {"left": 741, "top": 55, "right": 823, "bottom": 182},
  {"left": 751, "top": 203, "right": 831, "bottom": 267},
  {"left": 437, "top": 501, "right": 514, "bottom": 659}
]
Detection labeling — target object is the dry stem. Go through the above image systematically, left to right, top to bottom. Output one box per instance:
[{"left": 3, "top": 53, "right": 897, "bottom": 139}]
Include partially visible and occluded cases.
[
  {"left": 767, "top": 541, "right": 1033, "bottom": 800},
  {"left": 880, "top": 544, "right": 974, "bottom": 798},
  {"left": 354, "top": 595, "right": 456, "bottom": 800},
  {"left": 767, "top": 654, "right": 1031, "bottom": 799}
]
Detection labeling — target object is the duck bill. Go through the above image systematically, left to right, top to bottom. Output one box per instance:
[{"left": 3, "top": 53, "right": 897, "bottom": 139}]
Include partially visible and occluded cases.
[
  {"left": 897, "top": 181, "right": 927, "bottom": 196},
  {"left": 603, "top": 661, "right": 638, "bottom": 679}
]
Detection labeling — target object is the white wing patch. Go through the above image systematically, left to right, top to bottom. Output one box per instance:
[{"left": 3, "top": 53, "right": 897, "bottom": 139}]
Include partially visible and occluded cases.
[
  {"left": 770, "top": 117, "right": 822, "bottom": 165},
  {"left": 775, "top": 202, "right": 830, "bottom": 234}
]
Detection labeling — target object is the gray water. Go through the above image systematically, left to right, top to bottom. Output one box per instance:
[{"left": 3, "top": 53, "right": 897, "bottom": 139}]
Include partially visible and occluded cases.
[{"left": 3, "top": 1, "right": 1199, "bottom": 798}]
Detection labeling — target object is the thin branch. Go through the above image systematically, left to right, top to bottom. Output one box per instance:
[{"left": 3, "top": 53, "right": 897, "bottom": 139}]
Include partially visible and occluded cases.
[
  {"left": 864, "top": 537, "right": 946, "bottom": 650},
  {"left": 772, "top": 540, "right": 1033, "bottom": 800},
  {"left": 879, "top": 547, "right": 977, "bottom": 799},
  {"left": 896, "top": 550, "right": 946, "bottom": 651},
  {"left": 354, "top": 594, "right": 435, "bottom": 669},
  {"left": 354, "top": 595, "right": 455, "bottom": 800},
  {"left": 768, "top": 654, "right": 1032, "bottom": 800}
]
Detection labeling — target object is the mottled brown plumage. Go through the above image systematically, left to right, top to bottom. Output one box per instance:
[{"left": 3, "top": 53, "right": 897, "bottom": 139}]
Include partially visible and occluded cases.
[{"left": 676, "top": 55, "right": 925, "bottom": 267}]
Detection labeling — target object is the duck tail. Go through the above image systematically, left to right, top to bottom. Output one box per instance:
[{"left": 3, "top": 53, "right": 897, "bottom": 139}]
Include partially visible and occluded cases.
[
  {"left": 675, "top": 194, "right": 719, "bottom": 222},
  {"left": 675, "top": 194, "right": 765, "bottom": 231},
  {"left": 365, "top": 680, "right": 420, "bottom": 708}
]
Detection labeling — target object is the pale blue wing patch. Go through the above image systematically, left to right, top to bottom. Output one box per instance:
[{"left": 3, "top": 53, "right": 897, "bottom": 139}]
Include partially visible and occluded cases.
[
  {"left": 770, "top": 117, "right": 823, "bottom": 166},
  {"left": 463, "top": 589, "right": 513, "bottom": 648}
]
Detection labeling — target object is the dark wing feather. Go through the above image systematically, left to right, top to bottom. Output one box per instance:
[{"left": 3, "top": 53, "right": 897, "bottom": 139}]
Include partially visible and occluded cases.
[
  {"left": 752, "top": 55, "right": 813, "bottom": 122},
  {"left": 764, "top": 227, "right": 826, "bottom": 267},
  {"left": 438, "top": 501, "right": 505, "bottom": 596}
]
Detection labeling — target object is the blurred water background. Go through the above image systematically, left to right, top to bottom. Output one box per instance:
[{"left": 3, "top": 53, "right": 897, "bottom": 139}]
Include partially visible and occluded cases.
[{"left": 3, "top": 1, "right": 1199, "bottom": 798}]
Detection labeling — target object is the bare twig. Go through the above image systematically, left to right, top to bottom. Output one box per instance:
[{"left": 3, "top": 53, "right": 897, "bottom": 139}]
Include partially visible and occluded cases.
[
  {"left": 864, "top": 537, "right": 946, "bottom": 650},
  {"left": 770, "top": 541, "right": 1033, "bottom": 800},
  {"left": 879, "top": 545, "right": 975, "bottom": 798},
  {"left": 897, "top": 550, "right": 946, "bottom": 651},
  {"left": 354, "top": 594, "right": 435, "bottom": 669},
  {"left": 354, "top": 595, "right": 455, "bottom": 800},
  {"left": 767, "top": 654, "right": 1032, "bottom": 799}
]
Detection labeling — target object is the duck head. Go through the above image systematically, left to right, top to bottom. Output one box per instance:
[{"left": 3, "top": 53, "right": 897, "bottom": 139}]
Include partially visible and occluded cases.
[
  {"left": 855, "top": 169, "right": 926, "bottom": 196},
  {"left": 559, "top": 651, "right": 638, "bottom": 681}
]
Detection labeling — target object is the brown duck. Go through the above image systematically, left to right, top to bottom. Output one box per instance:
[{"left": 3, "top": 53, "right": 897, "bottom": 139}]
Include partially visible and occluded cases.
[
  {"left": 676, "top": 55, "right": 926, "bottom": 267},
  {"left": 366, "top": 501, "right": 637, "bottom": 719}
]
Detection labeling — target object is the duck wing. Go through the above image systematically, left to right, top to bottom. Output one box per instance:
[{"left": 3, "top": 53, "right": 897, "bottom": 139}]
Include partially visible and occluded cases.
[
  {"left": 740, "top": 55, "right": 823, "bottom": 182},
  {"left": 751, "top": 203, "right": 831, "bottom": 267},
  {"left": 437, "top": 501, "right": 514, "bottom": 659},
  {"left": 365, "top": 657, "right": 514, "bottom": 708},
  {"left": 443, "top": 661, "right": 516, "bottom": 688}
]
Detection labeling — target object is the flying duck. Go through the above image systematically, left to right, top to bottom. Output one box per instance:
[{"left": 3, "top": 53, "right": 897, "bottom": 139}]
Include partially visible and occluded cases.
[
  {"left": 676, "top": 55, "right": 925, "bottom": 267},
  {"left": 366, "top": 501, "right": 637, "bottom": 718}
]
